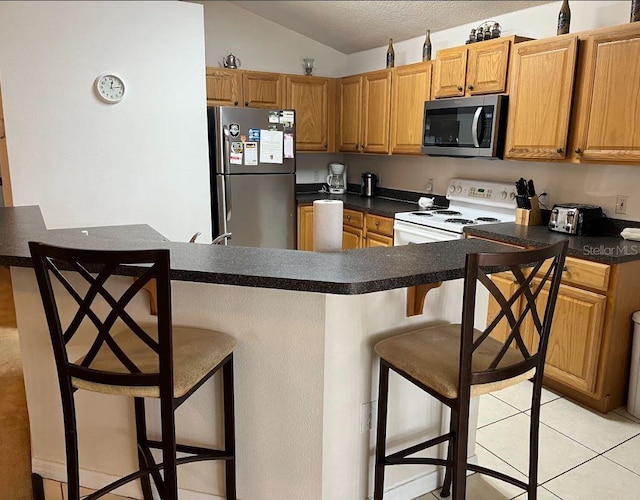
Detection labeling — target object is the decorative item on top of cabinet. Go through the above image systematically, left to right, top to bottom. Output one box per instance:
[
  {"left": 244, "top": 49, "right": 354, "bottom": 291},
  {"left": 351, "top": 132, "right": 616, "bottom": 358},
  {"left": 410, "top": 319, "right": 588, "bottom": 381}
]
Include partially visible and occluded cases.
[
  {"left": 557, "top": 0, "right": 571, "bottom": 35},
  {"left": 632, "top": 0, "right": 640, "bottom": 22},
  {"left": 570, "top": 22, "right": 640, "bottom": 163},
  {"left": 422, "top": 30, "right": 432, "bottom": 61},
  {"left": 433, "top": 36, "right": 530, "bottom": 98},
  {"left": 504, "top": 36, "right": 578, "bottom": 160},
  {"left": 386, "top": 39, "right": 395, "bottom": 68},
  {"left": 223, "top": 53, "right": 241, "bottom": 69},
  {"left": 303, "top": 58, "right": 314, "bottom": 75},
  {"left": 390, "top": 61, "right": 432, "bottom": 155},
  {"left": 205, "top": 68, "right": 282, "bottom": 108},
  {"left": 338, "top": 69, "right": 391, "bottom": 154},
  {"left": 284, "top": 75, "right": 335, "bottom": 152}
]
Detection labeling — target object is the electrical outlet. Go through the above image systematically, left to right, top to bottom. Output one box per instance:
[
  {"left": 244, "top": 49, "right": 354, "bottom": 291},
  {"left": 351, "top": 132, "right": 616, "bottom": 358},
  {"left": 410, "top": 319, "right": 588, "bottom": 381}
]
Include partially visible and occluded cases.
[
  {"left": 313, "top": 170, "right": 320, "bottom": 182},
  {"left": 538, "top": 188, "right": 551, "bottom": 207},
  {"left": 616, "top": 195, "right": 629, "bottom": 215},
  {"left": 360, "top": 401, "right": 376, "bottom": 432}
]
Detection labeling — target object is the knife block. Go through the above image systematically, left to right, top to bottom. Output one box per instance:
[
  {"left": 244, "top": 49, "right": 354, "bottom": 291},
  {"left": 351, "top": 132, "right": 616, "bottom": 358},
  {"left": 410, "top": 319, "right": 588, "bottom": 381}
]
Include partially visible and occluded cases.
[{"left": 515, "top": 196, "right": 543, "bottom": 226}]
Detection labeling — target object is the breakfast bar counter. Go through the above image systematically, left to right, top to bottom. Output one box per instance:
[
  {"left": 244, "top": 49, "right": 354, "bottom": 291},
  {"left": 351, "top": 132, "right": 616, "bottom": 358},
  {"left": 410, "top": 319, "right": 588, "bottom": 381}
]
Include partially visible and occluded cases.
[{"left": 2, "top": 206, "right": 513, "bottom": 500}]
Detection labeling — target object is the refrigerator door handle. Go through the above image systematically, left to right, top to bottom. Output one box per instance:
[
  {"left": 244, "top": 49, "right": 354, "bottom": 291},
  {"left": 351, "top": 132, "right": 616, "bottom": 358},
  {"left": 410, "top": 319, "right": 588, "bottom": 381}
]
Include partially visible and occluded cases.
[
  {"left": 220, "top": 125, "right": 230, "bottom": 174},
  {"left": 219, "top": 176, "right": 232, "bottom": 234}
]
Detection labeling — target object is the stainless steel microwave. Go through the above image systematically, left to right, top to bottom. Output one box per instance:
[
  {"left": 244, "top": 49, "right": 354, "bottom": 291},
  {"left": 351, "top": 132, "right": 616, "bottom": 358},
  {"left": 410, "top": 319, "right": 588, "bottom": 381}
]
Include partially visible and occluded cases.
[{"left": 421, "top": 94, "right": 508, "bottom": 159}]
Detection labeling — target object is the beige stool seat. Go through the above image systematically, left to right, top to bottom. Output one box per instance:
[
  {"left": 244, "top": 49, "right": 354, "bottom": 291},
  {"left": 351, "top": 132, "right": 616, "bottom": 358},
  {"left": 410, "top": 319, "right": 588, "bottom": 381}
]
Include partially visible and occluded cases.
[
  {"left": 375, "top": 323, "right": 535, "bottom": 399},
  {"left": 73, "top": 325, "right": 237, "bottom": 398}
]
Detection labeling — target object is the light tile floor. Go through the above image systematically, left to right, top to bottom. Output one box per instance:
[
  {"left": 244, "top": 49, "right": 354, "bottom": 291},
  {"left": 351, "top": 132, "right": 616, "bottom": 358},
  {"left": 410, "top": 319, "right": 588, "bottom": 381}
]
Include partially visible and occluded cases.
[
  {"left": 418, "top": 380, "right": 640, "bottom": 499},
  {"left": 39, "top": 381, "right": 640, "bottom": 499}
]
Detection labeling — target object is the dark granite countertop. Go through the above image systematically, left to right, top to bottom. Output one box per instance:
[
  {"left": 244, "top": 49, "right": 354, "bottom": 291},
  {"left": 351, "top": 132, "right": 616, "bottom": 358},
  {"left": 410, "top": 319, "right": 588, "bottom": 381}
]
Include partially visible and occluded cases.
[
  {"left": 296, "top": 192, "right": 422, "bottom": 218},
  {"left": 1, "top": 206, "right": 517, "bottom": 295},
  {"left": 465, "top": 223, "right": 640, "bottom": 264}
]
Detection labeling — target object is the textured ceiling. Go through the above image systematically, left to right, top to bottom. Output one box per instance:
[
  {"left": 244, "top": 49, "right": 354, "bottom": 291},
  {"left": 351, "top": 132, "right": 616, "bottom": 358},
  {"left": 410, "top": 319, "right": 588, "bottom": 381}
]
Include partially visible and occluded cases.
[{"left": 230, "top": 1, "right": 553, "bottom": 54}]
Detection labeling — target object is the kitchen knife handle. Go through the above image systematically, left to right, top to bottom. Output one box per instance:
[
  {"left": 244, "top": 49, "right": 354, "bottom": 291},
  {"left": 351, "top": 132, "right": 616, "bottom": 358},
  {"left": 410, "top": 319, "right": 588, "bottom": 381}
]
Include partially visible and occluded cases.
[{"left": 472, "top": 107, "right": 483, "bottom": 148}]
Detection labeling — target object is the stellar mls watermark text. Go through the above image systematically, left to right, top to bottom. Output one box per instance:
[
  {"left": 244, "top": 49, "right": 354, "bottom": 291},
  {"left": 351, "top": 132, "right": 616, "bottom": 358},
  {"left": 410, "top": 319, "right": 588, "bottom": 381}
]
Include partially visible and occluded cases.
[{"left": 583, "top": 244, "right": 639, "bottom": 256}]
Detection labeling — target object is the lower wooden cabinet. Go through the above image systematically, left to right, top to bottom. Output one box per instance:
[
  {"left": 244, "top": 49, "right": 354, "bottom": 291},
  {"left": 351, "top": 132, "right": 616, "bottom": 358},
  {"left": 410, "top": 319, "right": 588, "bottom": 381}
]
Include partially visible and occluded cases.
[
  {"left": 297, "top": 205, "right": 394, "bottom": 251},
  {"left": 297, "top": 205, "right": 314, "bottom": 251},
  {"left": 474, "top": 234, "right": 640, "bottom": 412}
]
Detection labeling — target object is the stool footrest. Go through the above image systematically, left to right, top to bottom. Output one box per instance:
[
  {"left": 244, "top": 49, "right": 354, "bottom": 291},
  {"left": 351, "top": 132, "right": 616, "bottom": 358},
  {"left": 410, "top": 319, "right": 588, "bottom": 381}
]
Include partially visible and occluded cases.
[
  {"left": 386, "top": 432, "right": 453, "bottom": 462},
  {"left": 146, "top": 439, "right": 232, "bottom": 459},
  {"left": 468, "top": 463, "right": 528, "bottom": 490}
]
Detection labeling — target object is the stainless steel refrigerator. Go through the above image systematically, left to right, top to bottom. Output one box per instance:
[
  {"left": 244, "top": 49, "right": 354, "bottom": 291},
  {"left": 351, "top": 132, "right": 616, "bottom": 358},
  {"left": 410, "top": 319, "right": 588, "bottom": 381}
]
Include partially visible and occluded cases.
[{"left": 207, "top": 106, "right": 296, "bottom": 249}]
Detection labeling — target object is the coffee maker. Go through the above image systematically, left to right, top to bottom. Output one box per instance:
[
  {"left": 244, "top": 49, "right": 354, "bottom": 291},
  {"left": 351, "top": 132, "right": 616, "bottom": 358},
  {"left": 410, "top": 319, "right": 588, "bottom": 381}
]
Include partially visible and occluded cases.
[{"left": 327, "top": 163, "right": 347, "bottom": 194}]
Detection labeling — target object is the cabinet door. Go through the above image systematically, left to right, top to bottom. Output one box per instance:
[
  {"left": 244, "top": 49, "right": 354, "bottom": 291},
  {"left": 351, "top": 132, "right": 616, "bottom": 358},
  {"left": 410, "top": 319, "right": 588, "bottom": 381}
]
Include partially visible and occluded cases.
[
  {"left": 573, "top": 24, "right": 640, "bottom": 162},
  {"left": 504, "top": 37, "right": 578, "bottom": 160},
  {"left": 466, "top": 38, "right": 510, "bottom": 95},
  {"left": 433, "top": 46, "right": 468, "bottom": 98},
  {"left": 390, "top": 62, "right": 432, "bottom": 154},
  {"left": 206, "top": 68, "right": 242, "bottom": 107},
  {"left": 361, "top": 69, "right": 392, "bottom": 154},
  {"left": 242, "top": 71, "right": 282, "bottom": 108},
  {"left": 285, "top": 76, "right": 330, "bottom": 152},
  {"left": 338, "top": 76, "right": 362, "bottom": 152},
  {"left": 297, "top": 206, "right": 314, "bottom": 251},
  {"left": 342, "top": 225, "right": 363, "bottom": 250},
  {"left": 365, "top": 231, "right": 393, "bottom": 248},
  {"left": 525, "top": 281, "right": 606, "bottom": 395}
]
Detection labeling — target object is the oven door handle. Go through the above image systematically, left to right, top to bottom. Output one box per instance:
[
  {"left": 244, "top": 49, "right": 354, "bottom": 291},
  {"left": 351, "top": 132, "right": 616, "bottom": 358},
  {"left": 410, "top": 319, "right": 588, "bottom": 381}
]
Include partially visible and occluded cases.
[{"left": 472, "top": 106, "right": 483, "bottom": 148}]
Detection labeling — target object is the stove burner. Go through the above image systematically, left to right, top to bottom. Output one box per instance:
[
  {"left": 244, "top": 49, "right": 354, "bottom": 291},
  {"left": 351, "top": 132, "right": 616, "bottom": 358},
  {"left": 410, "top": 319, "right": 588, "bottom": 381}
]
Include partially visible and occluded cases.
[
  {"left": 435, "top": 210, "right": 462, "bottom": 216},
  {"left": 412, "top": 212, "right": 434, "bottom": 217},
  {"left": 475, "top": 217, "right": 500, "bottom": 223},
  {"left": 444, "top": 218, "right": 476, "bottom": 225}
]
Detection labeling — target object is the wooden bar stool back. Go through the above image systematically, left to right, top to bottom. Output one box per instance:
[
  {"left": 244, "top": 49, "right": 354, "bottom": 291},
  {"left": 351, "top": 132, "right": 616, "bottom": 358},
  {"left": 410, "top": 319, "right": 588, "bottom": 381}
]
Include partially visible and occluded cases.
[
  {"left": 373, "top": 241, "right": 568, "bottom": 500},
  {"left": 29, "top": 242, "right": 237, "bottom": 500}
]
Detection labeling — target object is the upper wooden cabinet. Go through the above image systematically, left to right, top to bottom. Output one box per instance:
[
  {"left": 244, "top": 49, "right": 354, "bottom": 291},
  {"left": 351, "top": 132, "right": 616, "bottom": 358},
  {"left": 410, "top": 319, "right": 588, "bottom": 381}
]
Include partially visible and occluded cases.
[
  {"left": 571, "top": 23, "right": 640, "bottom": 163},
  {"left": 504, "top": 36, "right": 578, "bottom": 160},
  {"left": 433, "top": 37, "right": 522, "bottom": 98},
  {"left": 390, "top": 62, "right": 432, "bottom": 155},
  {"left": 206, "top": 68, "right": 282, "bottom": 108},
  {"left": 338, "top": 70, "right": 391, "bottom": 154},
  {"left": 284, "top": 75, "right": 335, "bottom": 152}
]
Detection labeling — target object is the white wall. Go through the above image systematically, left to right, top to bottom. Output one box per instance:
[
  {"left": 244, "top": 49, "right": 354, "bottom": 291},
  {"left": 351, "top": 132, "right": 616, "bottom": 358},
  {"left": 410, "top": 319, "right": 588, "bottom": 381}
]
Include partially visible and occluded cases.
[
  {"left": 198, "top": 0, "right": 348, "bottom": 77},
  {"left": 0, "top": 1, "right": 211, "bottom": 241},
  {"left": 342, "top": 1, "right": 640, "bottom": 222}
]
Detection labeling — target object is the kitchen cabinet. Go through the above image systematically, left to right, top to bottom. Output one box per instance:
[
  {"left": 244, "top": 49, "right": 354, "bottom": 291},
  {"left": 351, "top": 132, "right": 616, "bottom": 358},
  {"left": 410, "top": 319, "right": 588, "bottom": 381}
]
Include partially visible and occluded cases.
[
  {"left": 570, "top": 23, "right": 640, "bottom": 163},
  {"left": 504, "top": 36, "right": 578, "bottom": 160},
  {"left": 433, "top": 37, "right": 524, "bottom": 99},
  {"left": 390, "top": 62, "right": 432, "bottom": 155},
  {"left": 206, "top": 68, "right": 282, "bottom": 108},
  {"left": 338, "top": 70, "right": 391, "bottom": 154},
  {"left": 284, "top": 75, "right": 335, "bottom": 152},
  {"left": 297, "top": 205, "right": 314, "bottom": 251},
  {"left": 343, "top": 209, "right": 364, "bottom": 250},
  {"left": 364, "top": 213, "right": 394, "bottom": 248},
  {"left": 471, "top": 234, "right": 640, "bottom": 413}
]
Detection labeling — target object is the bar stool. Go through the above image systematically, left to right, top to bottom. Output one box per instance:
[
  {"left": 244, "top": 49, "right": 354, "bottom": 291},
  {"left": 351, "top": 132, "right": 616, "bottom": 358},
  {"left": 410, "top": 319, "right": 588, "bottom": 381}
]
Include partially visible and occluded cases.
[
  {"left": 373, "top": 241, "right": 568, "bottom": 500},
  {"left": 29, "top": 242, "right": 237, "bottom": 500}
]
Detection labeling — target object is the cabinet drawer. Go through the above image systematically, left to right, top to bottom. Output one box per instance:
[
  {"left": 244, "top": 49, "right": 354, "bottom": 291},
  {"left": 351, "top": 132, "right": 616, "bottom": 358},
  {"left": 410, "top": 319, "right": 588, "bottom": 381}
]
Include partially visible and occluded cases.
[
  {"left": 343, "top": 209, "right": 364, "bottom": 229},
  {"left": 366, "top": 214, "right": 394, "bottom": 237},
  {"left": 538, "top": 256, "right": 610, "bottom": 292}
]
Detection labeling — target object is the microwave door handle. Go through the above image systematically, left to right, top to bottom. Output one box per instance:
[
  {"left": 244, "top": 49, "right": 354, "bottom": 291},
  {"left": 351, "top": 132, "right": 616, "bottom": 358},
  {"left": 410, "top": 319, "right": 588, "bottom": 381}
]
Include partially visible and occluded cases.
[{"left": 472, "top": 106, "right": 483, "bottom": 148}]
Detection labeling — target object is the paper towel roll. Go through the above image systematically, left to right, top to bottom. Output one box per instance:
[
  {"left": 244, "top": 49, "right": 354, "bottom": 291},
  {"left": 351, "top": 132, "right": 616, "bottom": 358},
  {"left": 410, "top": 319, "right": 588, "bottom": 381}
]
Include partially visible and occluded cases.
[{"left": 313, "top": 200, "right": 343, "bottom": 252}]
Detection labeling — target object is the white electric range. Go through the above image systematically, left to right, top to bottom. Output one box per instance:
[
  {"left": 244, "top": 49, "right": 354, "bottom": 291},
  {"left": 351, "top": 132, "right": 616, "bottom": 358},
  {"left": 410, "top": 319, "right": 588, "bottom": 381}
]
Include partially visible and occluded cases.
[{"left": 394, "top": 178, "right": 518, "bottom": 245}]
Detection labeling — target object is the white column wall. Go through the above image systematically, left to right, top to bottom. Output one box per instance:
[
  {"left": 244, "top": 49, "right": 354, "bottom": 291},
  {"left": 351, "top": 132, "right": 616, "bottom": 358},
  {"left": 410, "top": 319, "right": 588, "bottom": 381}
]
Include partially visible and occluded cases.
[{"left": 0, "top": 1, "right": 212, "bottom": 241}]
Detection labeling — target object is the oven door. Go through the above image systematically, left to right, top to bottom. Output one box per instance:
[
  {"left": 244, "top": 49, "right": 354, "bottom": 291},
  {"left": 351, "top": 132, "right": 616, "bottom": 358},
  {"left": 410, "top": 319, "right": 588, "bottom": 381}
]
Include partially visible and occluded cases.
[{"left": 393, "top": 220, "right": 462, "bottom": 245}]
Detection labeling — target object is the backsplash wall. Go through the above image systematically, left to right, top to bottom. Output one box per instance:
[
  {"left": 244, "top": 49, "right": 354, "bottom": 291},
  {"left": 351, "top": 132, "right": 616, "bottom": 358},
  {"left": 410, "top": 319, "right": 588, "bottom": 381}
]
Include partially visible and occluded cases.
[{"left": 343, "top": 154, "right": 640, "bottom": 222}]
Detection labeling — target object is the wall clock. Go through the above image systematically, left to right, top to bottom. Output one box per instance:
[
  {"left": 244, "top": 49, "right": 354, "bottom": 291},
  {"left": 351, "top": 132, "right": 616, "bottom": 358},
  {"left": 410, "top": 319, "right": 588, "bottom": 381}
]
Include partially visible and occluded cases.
[{"left": 94, "top": 73, "right": 126, "bottom": 103}]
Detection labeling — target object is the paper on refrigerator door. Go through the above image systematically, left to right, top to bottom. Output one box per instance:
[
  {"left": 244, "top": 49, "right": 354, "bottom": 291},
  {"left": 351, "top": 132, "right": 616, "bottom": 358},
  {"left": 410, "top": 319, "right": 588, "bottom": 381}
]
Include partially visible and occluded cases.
[
  {"left": 259, "top": 129, "right": 283, "bottom": 164},
  {"left": 284, "top": 133, "right": 294, "bottom": 159},
  {"left": 244, "top": 142, "right": 258, "bottom": 165}
]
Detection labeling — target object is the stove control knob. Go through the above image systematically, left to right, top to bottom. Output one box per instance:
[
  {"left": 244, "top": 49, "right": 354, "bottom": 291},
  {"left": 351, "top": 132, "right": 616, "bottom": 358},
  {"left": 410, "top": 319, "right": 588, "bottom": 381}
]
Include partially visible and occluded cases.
[
  {"left": 449, "top": 185, "right": 456, "bottom": 193},
  {"left": 455, "top": 185, "right": 463, "bottom": 194},
  {"left": 501, "top": 190, "right": 508, "bottom": 200},
  {"left": 509, "top": 191, "right": 516, "bottom": 200}
]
